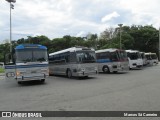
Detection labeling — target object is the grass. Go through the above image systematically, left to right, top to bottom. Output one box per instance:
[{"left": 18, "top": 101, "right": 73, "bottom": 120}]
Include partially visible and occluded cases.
[{"left": 0, "top": 68, "right": 4, "bottom": 73}]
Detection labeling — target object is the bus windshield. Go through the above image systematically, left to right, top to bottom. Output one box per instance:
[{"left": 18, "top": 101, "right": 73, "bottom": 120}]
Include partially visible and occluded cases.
[
  {"left": 16, "top": 49, "right": 48, "bottom": 63},
  {"left": 76, "top": 51, "right": 96, "bottom": 63},
  {"left": 118, "top": 51, "right": 128, "bottom": 60},
  {"left": 127, "top": 52, "right": 141, "bottom": 60},
  {"left": 140, "top": 53, "right": 145, "bottom": 59},
  {"left": 151, "top": 54, "right": 157, "bottom": 59},
  {"left": 145, "top": 55, "right": 151, "bottom": 60}
]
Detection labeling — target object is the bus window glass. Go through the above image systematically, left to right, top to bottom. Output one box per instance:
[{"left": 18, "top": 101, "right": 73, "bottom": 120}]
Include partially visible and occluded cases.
[
  {"left": 16, "top": 49, "right": 48, "bottom": 63},
  {"left": 16, "top": 50, "right": 32, "bottom": 62},
  {"left": 33, "top": 50, "right": 48, "bottom": 62},
  {"left": 76, "top": 51, "right": 96, "bottom": 63},
  {"left": 120, "top": 51, "right": 127, "bottom": 60},
  {"left": 70, "top": 52, "right": 76, "bottom": 62},
  {"left": 110, "top": 52, "right": 119, "bottom": 61},
  {"left": 127, "top": 53, "right": 138, "bottom": 60},
  {"left": 151, "top": 54, "right": 157, "bottom": 59}
]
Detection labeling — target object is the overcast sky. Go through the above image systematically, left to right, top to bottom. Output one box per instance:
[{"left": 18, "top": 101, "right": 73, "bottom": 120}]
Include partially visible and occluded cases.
[{"left": 0, "top": 0, "right": 160, "bottom": 42}]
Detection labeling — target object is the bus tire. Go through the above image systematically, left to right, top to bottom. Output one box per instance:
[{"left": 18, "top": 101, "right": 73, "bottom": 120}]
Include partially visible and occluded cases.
[
  {"left": 103, "top": 66, "right": 110, "bottom": 73},
  {"left": 67, "top": 69, "right": 72, "bottom": 78},
  {"left": 113, "top": 71, "right": 117, "bottom": 73},
  {"left": 40, "top": 79, "right": 45, "bottom": 83},
  {"left": 18, "top": 81, "right": 22, "bottom": 84}
]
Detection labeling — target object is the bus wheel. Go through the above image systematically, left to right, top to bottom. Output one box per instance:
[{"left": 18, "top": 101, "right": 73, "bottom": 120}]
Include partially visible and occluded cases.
[
  {"left": 103, "top": 66, "right": 110, "bottom": 73},
  {"left": 67, "top": 69, "right": 72, "bottom": 78},
  {"left": 113, "top": 71, "right": 117, "bottom": 73},
  {"left": 40, "top": 79, "right": 45, "bottom": 83},
  {"left": 18, "top": 81, "right": 22, "bottom": 84}
]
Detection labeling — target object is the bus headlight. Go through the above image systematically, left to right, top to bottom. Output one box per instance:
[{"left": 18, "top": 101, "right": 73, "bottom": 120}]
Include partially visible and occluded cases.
[
  {"left": 95, "top": 67, "right": 98, "bottom": 71},
  {"left": 78, "top": 68, "right": 85, "bottom": 72},
  {"left": 81, "top": 68, "right": 85, "bottom": 72},
  {"left": 16, "top": 70, "right": 26, "bottom": 76},
  {"left": 16, "top": 70, "right": 24, "bottom": 76},
  {"left": 16, "top": 71, "right": 20, "bottom": 76}
]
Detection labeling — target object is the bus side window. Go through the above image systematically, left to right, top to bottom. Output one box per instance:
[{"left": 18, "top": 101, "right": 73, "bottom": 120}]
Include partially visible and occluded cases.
[
  {"left": 63, "top": 52, "right": 70, "bottom": 63},
  {"left": 70, "top": 52, "right": 76, "bottom": 63},
  {"left": 110, "top": 52, "right": 118, "bottom": 61}
]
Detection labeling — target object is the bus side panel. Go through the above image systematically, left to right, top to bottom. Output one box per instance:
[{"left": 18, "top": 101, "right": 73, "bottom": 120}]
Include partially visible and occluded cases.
[
  {"left": 76, "top": 63, "right": 98, "bottom": 77},
  {"left": 49, "top": 64, "right": 70, "bottom": 75},
  {"left": 4, "top": 65, "right": 16, "bottom": 80}
]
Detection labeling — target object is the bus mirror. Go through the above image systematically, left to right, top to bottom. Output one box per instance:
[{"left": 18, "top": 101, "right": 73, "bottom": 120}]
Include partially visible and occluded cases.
[{"left": 4, "top": 53, "right": 15, "bottom": 65}]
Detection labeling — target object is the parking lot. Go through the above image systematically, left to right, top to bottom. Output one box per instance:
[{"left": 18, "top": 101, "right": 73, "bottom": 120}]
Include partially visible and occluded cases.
[{"left": 0, "top": 64, "right": 160, "bottom": 119}]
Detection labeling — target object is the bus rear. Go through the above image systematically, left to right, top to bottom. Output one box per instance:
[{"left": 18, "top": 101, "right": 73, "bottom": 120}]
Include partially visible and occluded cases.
[{"left": 4, "top": 44, "right": 49, "bottom": 84}]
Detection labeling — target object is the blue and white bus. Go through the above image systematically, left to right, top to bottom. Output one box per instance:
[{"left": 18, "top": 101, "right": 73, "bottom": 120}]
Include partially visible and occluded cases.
[
  {"left": 4, "top": 44, "right": 49, "bottom": 84},
  {"left": 49, "top": 46, "right": 98, "bottom": 78},
  {"left": 96, "top": 48, "right": 129, "bottom": 73}
]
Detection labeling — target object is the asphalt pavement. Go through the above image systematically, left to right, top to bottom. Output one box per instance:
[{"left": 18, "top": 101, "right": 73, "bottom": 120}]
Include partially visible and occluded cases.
[{"left": 0, "top": 64, "right": 160, "bottom": 120}]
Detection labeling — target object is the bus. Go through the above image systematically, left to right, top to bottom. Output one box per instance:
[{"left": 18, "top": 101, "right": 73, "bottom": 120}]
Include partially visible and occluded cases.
[
  {"left": 4, "top": 44, "right": 49, "bottom": 84},
  {"left": 49, "top": 47, "right": 98, "bottom": 78},
  {"left": 95, "top": 48, "right": 129, "bottom": 73},
  {"left": 126, "top": 50, "right": 143, "bottom": 69},
  {"left": 140, "top": 52, "right": 147, "bottom": 66},
  {"left": 145, "top": 52, "right": 158, "bottom": 65}
]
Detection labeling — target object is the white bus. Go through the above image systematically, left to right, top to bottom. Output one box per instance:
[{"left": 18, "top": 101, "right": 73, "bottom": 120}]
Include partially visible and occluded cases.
[
  {"left": 4, "top": 44, "right": 49, "bottom": 84},
  {"left": 49, "top": 47, "right": 98, "bottom": 78},
  {"left": 95, "top": 48, "right": 129, "bottom": 73},
  {"left": 126, "top": 50, "right": 143, "bottom": 69},
  {"left": 140, "top": 52, "right": 147, "bottom": 66},
  {"left": 145, "top": 52, "right": 158, "bottom": 65},
  {"left": 0, "top": 62, "right": 4, "bottom": 68}
]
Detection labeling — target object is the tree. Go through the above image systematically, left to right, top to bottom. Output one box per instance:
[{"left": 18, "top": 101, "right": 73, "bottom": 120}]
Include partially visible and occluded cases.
[
  {"left": 129, "top": 25, "right": 159, "bottom": 53},
  {"left": 85, "top": 33, "right": 98, "bottom": 49}
]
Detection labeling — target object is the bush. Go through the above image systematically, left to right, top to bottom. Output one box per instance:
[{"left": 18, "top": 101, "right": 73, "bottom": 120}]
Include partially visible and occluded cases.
[{"left": 0, "top": 68, "right": 4, "bottom": 73}]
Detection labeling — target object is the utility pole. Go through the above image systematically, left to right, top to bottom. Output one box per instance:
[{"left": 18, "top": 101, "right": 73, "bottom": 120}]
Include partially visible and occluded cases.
[
  {"left": 5, "top": 0, "right": 16, "bottom": 53},
  {"left": 118, "top": 24, "right": 123, "bottom": 49},
  {"left": 159, "top": 27, "right": 160, "bottom": 61}
]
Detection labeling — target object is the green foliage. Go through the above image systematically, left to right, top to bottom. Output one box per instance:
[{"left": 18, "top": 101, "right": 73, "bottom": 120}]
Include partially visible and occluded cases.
[
  {"left": 0, "top": 25, "right": 159, "bottom": 62},
  {"left": 99, "top": 25, "right": 159, "bottom": 55},
  {"left": 129, "top": 25, "right": 159, "bottom": 54},
  {"left": 0, "top": 43, "right": 11, "bottom": 62},
  {"left": 0, "top": 68, "right": 4, "bottom": 73}
]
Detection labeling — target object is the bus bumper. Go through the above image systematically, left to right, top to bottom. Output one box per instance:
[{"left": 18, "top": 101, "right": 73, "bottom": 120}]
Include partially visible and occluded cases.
[
  {"left": 130, "top": 64, "right": 143, "bottom": 69},
  {"left": 116, "top": 66, "right": 129, "bottom": 72},
  {"left": 76, "top": 70, "right": 98, "bottom": 77},
  {"left": 16, "top": 74, "right": 48, "bottom": 82}
]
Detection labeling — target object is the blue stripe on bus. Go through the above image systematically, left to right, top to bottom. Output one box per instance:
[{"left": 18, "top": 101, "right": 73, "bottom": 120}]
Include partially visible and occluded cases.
[
  {"left": 97, "top": 59, "right": 112, "bottom": 63},
  {"left": 5, "top": 64, "right": 48, "bottom": 69},
  {"left": 4, "top": 65, "right": 16, "bottom": 69}
]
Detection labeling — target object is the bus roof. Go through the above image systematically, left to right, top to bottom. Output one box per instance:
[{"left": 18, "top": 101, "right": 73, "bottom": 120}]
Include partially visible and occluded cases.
[
  {"left": 15, "top": 44, "right": 47, "bottom": 50},
  {"left": 49, "top": 47, "right": 94, "bottom": 56},
  {"left": 95, "top": 48, "right": 124, "bottom": 53},
  {"left": 125, "top": 50, "right": 140, "bottom": 53},
  {"left": 140, "top": 52, "right": 145, "bottom": 54},
  {"left": 145, "top": 52, "right": 156, "bottom": 55}
]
